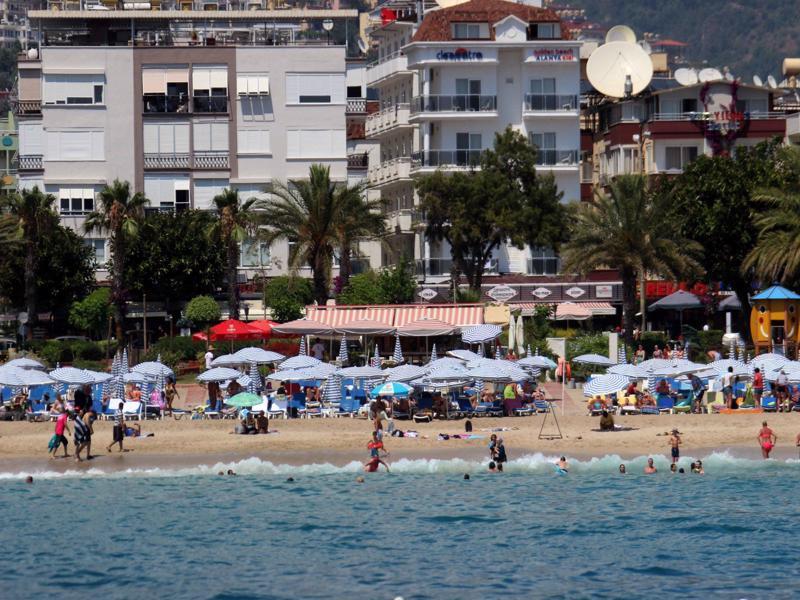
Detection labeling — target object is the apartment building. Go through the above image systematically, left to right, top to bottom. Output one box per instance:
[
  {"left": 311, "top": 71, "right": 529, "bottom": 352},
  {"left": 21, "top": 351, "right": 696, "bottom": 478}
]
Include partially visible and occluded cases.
[
  {"left": 366, "top": 0, "right": 581, "bottom": 283},
  {"left": 0, "top": 1, "right": 40, "bottom": 50},
  {"left": 17, "top": 6, "right": 361, "bottom": 287}
]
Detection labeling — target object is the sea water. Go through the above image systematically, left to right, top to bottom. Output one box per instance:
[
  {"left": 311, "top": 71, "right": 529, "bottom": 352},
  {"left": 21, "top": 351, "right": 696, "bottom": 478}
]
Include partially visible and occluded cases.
[{"left": 2, "top": 452, "right": 799, "bottom": 599}]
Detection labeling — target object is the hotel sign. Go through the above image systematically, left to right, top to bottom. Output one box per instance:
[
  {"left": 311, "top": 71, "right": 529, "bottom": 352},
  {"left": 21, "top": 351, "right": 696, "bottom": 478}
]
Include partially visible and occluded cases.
[
  {"left": 436, "top": 47, "right": 484, "bottom": 61},
  {"left": 529, "top": 47, "right": 577, "bottom": 62},
  {"left": 487, "top": 284, "right": 518, "bottom": 303},
  {"left": 595, "top": 285, "right": 613, "bottom": 299},
  {"left": 418, "top": 288, "right": 438, "bottom": 301}
]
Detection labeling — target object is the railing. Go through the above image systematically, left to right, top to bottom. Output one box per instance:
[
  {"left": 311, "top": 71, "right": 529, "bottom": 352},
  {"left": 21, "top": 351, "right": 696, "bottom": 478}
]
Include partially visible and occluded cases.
[
  {"left": 47, "top": 1, "right": 289, "bottom": 11},
  {"left": 365, "top": 52, "right": 409, "bottom": 85},
  {"left": 143, "top": 94, "right": 190, "bottom": 114},
  {"left": 524, "top": 94, "right": 578, "bottom": 111},
  {"left": 193, "top": 95, "right": 229, "bottom": 113},
  {"left": 411, "top": 95, "right": 497, "bottom": 113},
  {"left": 346, "top": 98, "right": 366, "bottom": 114},
  {"left": 16, "top": 100, "right": 41, "bottom": 115},
  {"left": 365, "top": 103, "right": 411, "bottom": 137},
  {"left": 649, "top": 111, "right": 782, "bottom": 121},
  {"left": 411, "top": 149, "right": 482, "bottom": 168},
  {"left": 535, "top": 149, "right": 579, "bottom": 166},
  {"left": 193, "top": 151, "right": 229, "bottom": 169},
  {"left": 347, "top": 152, "right": 369, "bottom": 169},
  {"left": 144, "top": 153, "right": 191, "bottom": 169},
  {"left": 18, "top": 155, "right": 43, "bottom": 170},
  {"left": 368, "top": 157, "right": 412, "bottom": 185},
  {"left": 410, "top": 209, "right": 427, "bottom": 226},
  {"left": 527, "top": 257, "right": 561, "bottom": 276}
]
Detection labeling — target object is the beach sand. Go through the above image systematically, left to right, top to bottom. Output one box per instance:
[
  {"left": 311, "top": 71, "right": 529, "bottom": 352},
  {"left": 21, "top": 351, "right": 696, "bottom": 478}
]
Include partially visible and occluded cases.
[{"left": 2, "top": 410, "right": 799, "bottom": 473}]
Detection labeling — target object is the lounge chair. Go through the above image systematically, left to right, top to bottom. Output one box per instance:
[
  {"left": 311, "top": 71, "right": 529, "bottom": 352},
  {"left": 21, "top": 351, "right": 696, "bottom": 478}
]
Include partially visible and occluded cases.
[
  {"left": 288, "top": 393, "right": 306, "bottom": 418},
  {"left": 673, "top": 394, "right": 693, "bottom": 414},
  {"left": 413, "top": 395, "right": 435, "bottom": 422},
  {"left": 656, "top": 395, "right": 675, "bottom": 414},
  {"left": 336, "top": 396, "right": 359, "bottom": 417},
  {"left": 761, "top": 396, "right": 778, "bottom": 412},
  {"left": 268, "top": 397, "right": 288, "bottom": 419},
  {"left": 455, "top": 397, "right": 475, "bottom": 418},
  {"left": 26, "top": 398, "right": 50, "bottom": 422},
  {"left": 103, "top": 398, "right": 124, "bottom": 420},
  {"left": 533, "top": 399, "right": 551, "bottom": 413},
  {"left": 392, "top": 400, "right": 412, "bottom": 420},
  {"left": 473, "top": 400, "right": 503, "bottom": 417},
  {"left": 122, "top": 401, "right": 143, "bottom": 420},
  {"left": 641, "top": 405, "right": 660, "bottom": 415}
]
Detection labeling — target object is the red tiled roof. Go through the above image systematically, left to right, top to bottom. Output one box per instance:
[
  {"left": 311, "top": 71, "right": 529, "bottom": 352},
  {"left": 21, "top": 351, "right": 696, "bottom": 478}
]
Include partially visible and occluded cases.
[{"left": 412, "top": 0, "right": 563, "bottom": 43}]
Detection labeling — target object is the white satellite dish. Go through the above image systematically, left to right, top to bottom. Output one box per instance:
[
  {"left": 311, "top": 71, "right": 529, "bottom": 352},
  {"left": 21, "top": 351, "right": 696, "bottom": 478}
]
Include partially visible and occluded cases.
[
  {"left": 605, "top": 25, "right": 637, "bottom": 44},
  {"left": 357, "top": 37, "right": 367, "bottom": 55},
  {"left": 638, "top": 39, "right": 652, "bottom": 55},
  {"left": 586, "top": 41, "right": 654, "bottom": 98},
  {"left": 674, "top": 68, "right": 694, "bottom": 86},
  {"left": 686, "top": 68, "right": 699, "bottom": 84},
  {"left": 698, "top": 68, "right": 723, "bottom": 82},
  {"left": 753, "top": 75, "right": 764, "bottom": 87},
  {"left": 768, "top": 75, "right": 778, "bottom": 89},
  {"left": 780, "top": 78, "right": 788, "bottom": 87}
]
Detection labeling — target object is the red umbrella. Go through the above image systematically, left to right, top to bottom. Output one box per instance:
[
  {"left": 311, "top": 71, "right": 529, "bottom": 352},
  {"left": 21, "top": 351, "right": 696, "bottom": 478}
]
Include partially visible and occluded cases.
[
  {"left": 210, "top": 319, "right": 262, "bottom": 341},
  {"left": 249, "top": 320, "right": 276, "bottom": 338},
  {"left": 192, "top": 331, "right": 208, "bottom": 342}
]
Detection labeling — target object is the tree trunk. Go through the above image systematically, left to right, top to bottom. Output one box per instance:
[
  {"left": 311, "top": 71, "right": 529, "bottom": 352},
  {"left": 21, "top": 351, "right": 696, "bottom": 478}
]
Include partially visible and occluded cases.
[
  {"left": 111, "top": 233, "right": 126, "bottom": 344},
  {"left": 24, "top": 239, "right": 37, "bottom": 340},
  {"left": 227, "top": 240, "right": 240, "bottom": 320},
  {"left": 338, "top": 241, "right": 352, "bottom": 291},
  {"left": 312, "top": 251, "right": 329, "bottom": 305},
  {"left": 472, "top": 257, "right": 484, "bottom": 295},
  {"left": 621, "top": 267, "right": 637, "bottom": 347},
  {"left": 732, "top": 279, "right": 752, "bottom": 343}
]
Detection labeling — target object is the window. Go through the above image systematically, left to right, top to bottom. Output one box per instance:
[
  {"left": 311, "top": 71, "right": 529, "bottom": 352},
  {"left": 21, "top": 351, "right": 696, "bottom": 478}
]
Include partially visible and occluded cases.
[
  {"left": 530, "top": 22, "right": 561, "bottom": 39},
  {"left": 452, "top": 23, "right": 482, "bottom": 39},
  {"left": 193, "top": 65, "right": 228, "bottom": 113},
  {"left": 142, "top": 67, "right": 190, "bottom": 113},
  {"left": 43, "top": 73, "right": 105, "bottom": 106},
  {"left": 285, "top": 73, "right": 345, "bottom": 105},
  {"left": 236, "top": 74, "right": 269, "bottom": 96},
  {"left": 530, "top": 78, "right": 556, "bottom": 94},
  {"left": 455, "top": 79, "right": 481, "bottom": 95},
  {"left": 347, "top": 85, "right": 362, "bottom": 99},
  {"left": 681, "top": 98, "right": 698, "bottom": 113},
  {"left": 736, "top": 98, "right": 769, "bottom": 114},
  {"left": 19, "top": 122, "right": 43, "bottom": 156},
  {"left": 143, "top": 122, "right": 190, "bottom": 154},
  {"left": 193, "top": 122, "right": 229, "bottom": 152},
  {"left": 237, "top": 129, "right": 271, "bottom": 155},
  {"left": 286, "top": 129, "right": 346, "bottom": 159},
  {"left": 46, "top": 130, "right": 104, "bottom": 161},
  {"left": 456, "top": 132, "right": 481, "bottom": 166},
  {"left": 530, "top": 132, "right": 556, "bottom": 150},
  {"left": 665, "top": 146, "right": 699, "bottom": 171},
  {"left": 144, "top": 175, "right": 190, "bottom": 211},
  {"left": 193, "top": 179, "right": 229, "bottom": 211},
  {"left": 59, "top": 188, "right": 95, "bottom": 215},
  {"left": 84, "top": 238, "right": 106, "bottom": 265},
  {"left": 240, "top": 238, "right": 271, "bottom": 267}
]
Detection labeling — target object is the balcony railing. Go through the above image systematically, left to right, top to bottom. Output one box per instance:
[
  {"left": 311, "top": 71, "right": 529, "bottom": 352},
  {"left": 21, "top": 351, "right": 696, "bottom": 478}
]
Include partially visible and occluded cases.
[
  {"left": 143, "top": 94, "right": 190, "bottom": 114},
  {"left": 524, "top": 94, "right": 578, "bottom": 111},
  {"left": 193, "top": 95, "right": 229, "bottom": 114},
  {"left": 411, "top": 95, "right": 497, "bottom": 114},
  {"left": 346, "top": 98, "right": 366, "bottom": 114},
  {"left": 16, "top": 100, "right": 41, "bottom": 115},
  {"left": 365, "top": 103, "right": 411, "bottom": 137},
  {"left": 650, "top": 111, "right": 782, "bottom": 121},
  {"left": 411, "top": 149, "right": 482, "bottom": 168},
  {"left": 535, "top": 149, "right": 579, "bottom": 166},
  {"left": 193, "top": 151, "right": 229, "bottom": 169},
  {"left": 347, "top": 152, "right": 369, "bottom": 169},
  {"left": 144, "top": 153, "right": 191, "bottom": 169},
  {"left": 19, "top": 155, "right": 43, "bottom": 170},
  {"left": 527, "top": 257, "right": 561, "bottom": 276}
]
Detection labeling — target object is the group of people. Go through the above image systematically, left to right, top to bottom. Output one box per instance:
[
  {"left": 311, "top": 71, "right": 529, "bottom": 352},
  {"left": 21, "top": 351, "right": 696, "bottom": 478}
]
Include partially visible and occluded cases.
[
  {"left": 48, "top": 407, "right": 95, "bottom": 461},
  {"left": 637, "top": 457, "right": 705, "bottom": 474}
]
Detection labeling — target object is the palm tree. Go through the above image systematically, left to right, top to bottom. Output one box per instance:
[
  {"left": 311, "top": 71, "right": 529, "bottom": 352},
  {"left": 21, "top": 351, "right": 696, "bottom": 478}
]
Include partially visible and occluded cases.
[
  {"left": 265, "top": 164, "right": 340, "bottom": 305},
  {"left": 560, "top": 175, "right": 702, "bottom": 345},
  {"left": 84, "top": 179, "right": 147, "bottom": 343},
  {"left": 332, "top": 182, "right": 387, "bottom": 290},
  {"left": 0, "top": 187, "right": 58, "bottom": 337},
  {"left": 207, "top": 188, "right": 268, "bottom": 320},
  {"left": 744, "top": 188, "right": 800, "bottom": 284}
]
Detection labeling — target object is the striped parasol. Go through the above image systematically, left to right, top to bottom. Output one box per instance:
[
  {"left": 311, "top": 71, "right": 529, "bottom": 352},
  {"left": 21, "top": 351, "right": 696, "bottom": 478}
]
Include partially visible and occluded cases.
[
  {"left": 391, "top": 332, "right": 404, "bottom": 364},
  {"left": 337, "top": 335, "right": 349, "bottom": 365},
  {"left": 298, "top": 336, "right": 307, "bottom": 356},
  {"left": 728, "top": 339, "right": 735, "bottom": 360},
  {"left": 737, "top": 343, "right": 745, "bottom": 364},
  {"left": 370, "top": 344, "right": 381, "bottom": 368},
  {"left": 430, "top": 344, "right": 438, "bottom": 362},
  {"left": 477, "top": 344, "right": 484, "bottom": 358},
  {"left": 526, "top": 344, "right": 532, "bottom": 358},
  {"left": 618, "top": 345, "right": 627, "bottom": 364},
  {"left": 121, "top": 348, "right": 129, "bottom": 374},
  {"left": 247, "top": 361, "right": 260, "bottom": 394},
  {"left": 647, "top": 368, "right": 656, "bottom": 394},
  {"left": 323, "top": 373, "right": 342, "bottom": 404},
  {"left": 583, "top": 373, "right": 630, "bottom": 397}
]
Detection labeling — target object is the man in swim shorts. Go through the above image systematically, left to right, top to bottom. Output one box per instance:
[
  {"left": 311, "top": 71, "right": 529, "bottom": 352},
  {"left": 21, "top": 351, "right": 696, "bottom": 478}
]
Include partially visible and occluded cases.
[
  {"left": 758, "top": 421, "right": 777, "bottom": 459},
  {"left": 669, "top": 429, "right": 681, "bottom": 464},
  {"left": 644, "top": 457, "right": 657, "bottom": 474}
]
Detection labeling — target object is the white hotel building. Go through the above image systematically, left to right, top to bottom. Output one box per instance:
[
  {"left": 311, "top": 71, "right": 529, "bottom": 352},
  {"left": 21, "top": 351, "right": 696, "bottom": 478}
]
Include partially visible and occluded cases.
[{"left": 366, "top": 0, "right": 581, "bottom": 282}]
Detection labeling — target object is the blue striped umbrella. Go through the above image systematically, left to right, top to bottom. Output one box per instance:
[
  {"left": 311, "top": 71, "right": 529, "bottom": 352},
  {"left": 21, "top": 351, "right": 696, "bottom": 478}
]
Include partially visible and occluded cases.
[
  {"left": 461, "top": 324, "right": 502, "bottom": 344},
  {"left": 391, "top": 332, "right": 404, "bottom": 364},
  {"left": 337, "top": 335, "right": 349, "bottom": 365},
  {"left": 299, "top": 336, "right": 307, "bottom": 356},
  {"left": 728, "top": 339, "right": 735, "bottom": 360},
  {"left": 737, "top": 343, "right": 744, "bottom": 364},
  {"left": 370, "top": 344, "right": 381, "bottom": 368},
  {"left": 430, "top": 344, "right": 438, "bottom": 362},
  {"left": 477, "top": 344, "right": 484, "bottom": 358},
  {"left": 526, "top": 344, "right": 532, "bottom": 358},
  {"left": 618, "top": 345, "right": 627, "bottom": 364},
  {"left": 121, "top": 348, "right": 129, "bottom": 374},
  {"left": 247, "top": 361, "right": 260, "bottom": 394},
  {"left": 647, "top": 369, "right": 656, "bottom": 394},
  {"left": 323, "top": 373, "right": 341, "bottom": 403},
  {"left": 583, "top": 374, "right": 630, "bottom": 397}
]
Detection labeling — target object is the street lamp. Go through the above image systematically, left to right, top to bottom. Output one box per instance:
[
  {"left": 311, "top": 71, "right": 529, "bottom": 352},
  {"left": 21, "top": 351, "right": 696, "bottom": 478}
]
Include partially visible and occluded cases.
[{"left": 322, "top": 18, "right": 334, "bottom": 45}]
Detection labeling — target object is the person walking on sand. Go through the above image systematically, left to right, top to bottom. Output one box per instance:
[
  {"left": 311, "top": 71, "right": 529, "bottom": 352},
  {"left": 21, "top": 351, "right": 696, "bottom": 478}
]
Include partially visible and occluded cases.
[
  {"left": 164, "top": 377, "right": 179, "bottom": 417},
  {"left": 107, "top": 402, "right": 126, "bottom": 453},
  {"left": 50, "top": 410, "right": 70, "bottom": 459},
  {"left": 73, "top": 410, "right": 90, "bottom": 462},
  {"left": 758, "top": 421, "right": 777, "bottom": 459},
  {"left": 669, "top": 429, "right": 681, "bottom": 464},
  {"left": 367, "top": 431, "right": 387, "bottom": 458},
  {"left": 644, "top": 457, "right": 657, "bottom": 474}
]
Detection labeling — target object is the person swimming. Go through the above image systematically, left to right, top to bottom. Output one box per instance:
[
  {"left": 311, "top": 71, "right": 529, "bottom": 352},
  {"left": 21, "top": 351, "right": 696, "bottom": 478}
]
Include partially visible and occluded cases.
[
  {"left": 364, "top": 456, "right": 390, "bottom": 473},
  {"left": 556, "top": 456, "right": 569, "bottom": 472},
  {"left": 644, "top": 458, "right": 657, "bottom": 474},
  {"left": 488, "top": 461, "right": 498, "bottom": 473},
  {"left": 618, "top": 464, "right": 627, "bottom": 474}
]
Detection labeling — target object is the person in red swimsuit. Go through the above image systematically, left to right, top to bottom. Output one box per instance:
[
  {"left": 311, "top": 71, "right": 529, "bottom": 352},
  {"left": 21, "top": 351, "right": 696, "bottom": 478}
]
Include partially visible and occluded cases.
[{"left": 758, "top": 421, "right": 777, "bottom": 459}]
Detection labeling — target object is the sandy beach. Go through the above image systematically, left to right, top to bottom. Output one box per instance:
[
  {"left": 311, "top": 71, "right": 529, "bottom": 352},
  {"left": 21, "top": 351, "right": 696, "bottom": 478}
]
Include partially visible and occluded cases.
[{"left": 2, "top": 410, "right": 799, "bottom": 473}]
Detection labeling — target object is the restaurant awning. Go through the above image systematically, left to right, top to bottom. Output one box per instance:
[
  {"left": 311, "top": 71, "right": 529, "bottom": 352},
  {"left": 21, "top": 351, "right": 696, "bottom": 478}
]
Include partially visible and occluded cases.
[
  {"left": 511, "top": 302, "right": 617, "bottom": 317},
  {"left": 271, "top": 318, "right": 335, "bottom": 336},
  {"left": 336, "top": 318, "right": 395, "bottom": 336},
  {"left": 396, "top": 318, "right": 459, "bottom": 337}
]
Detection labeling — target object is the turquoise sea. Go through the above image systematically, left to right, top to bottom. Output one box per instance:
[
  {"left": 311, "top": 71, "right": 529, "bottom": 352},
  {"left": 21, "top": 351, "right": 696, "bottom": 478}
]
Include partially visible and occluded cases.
[{"left": 2, "top": 452, "right": 799, "bottom": 599}]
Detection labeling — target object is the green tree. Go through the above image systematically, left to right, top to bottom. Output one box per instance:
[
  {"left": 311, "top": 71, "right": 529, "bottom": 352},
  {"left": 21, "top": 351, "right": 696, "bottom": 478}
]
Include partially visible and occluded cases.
[
  {"left": 415, "top": 127, "right": 565, "bottom": 293},
  {"left": 668, "top": 139, "right": 787, "bottom": 335},
  {"left": 266, "top": 164, "right": 340, "bottom": 304},
  {"left": 561, "top": 175, "right": 702, "bottom": 345},
  {"left": 84, "top": 179, "right": 147, "bottom": 342},
  {"left": 0, "top": 187, "right": 58, "bottom": 336},
  {"left": 207, "top": 188, "right": 268, "bottom": 320},
  {"left": 124, "top": 210, "right": 226, "bottom": 307},
  {"left": 377, "top": 258, "right": 417, "bottom": 304},
  {"left": 337, "top": 260, "right": 418, "bottom": 305},
  {"left": 337, "top": 271, "right": 386, "bottom": 305},
  {"left": 264, "top": 276, "right": 314, "bottom": 323},
  {"left": 69, "top": 288, "right": 111, "bottom": 339},
  {"left": 185, "top": 295, "right": 221, "bottom": 343}
]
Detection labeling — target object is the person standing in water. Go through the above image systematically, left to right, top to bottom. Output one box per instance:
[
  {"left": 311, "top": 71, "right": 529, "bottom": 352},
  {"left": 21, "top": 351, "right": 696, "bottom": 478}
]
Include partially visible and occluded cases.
[
  {"left": 758, "top": 421, "right": 777, "bottom": 459},
  {"left": 668, "top": 429, "right": 681, "bottom": 464},
  {"left": 495, "top": 438, "right": 508, "bottom": 472},
  {"left": 363, "top": 455, "right": 390, "bottom": 472},
  {"left": 644, "top": 457, "right": 657, "bottom": 474}
]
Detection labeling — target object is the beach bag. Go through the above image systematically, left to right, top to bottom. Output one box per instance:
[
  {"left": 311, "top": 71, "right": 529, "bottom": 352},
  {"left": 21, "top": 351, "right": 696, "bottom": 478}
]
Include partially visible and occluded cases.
[{"left": 48, "top": 434, "right": 59, "bottom": 451}]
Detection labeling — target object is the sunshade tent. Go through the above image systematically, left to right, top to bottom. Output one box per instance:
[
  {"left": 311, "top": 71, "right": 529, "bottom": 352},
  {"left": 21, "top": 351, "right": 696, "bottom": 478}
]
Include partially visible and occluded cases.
[
  {"left": 648, "top": 290, "right": 702, "bottom": 328},
  {"left": 555, "top": 303, "right": 592, "bottom": 321},
  {"left": 271, "top": 318, "right": 336, "bottom": 336},
  {"left": 337, "top": 318, "right": 395, "bottom": 336},
  {"left": 396, "top": 318, "right": 458, "bottom": 337},
  {"left": 249, "top": 320, "right": 276, "bottom": 337},
  {"left": 461, "top": 324, "right": 502, "bottom": 344},
  {"left": 232, "top": 347, "right": 285, "bottom": 364},
  {"left": 572, "top": 354, "right": 615, "bottom": 367},
  {"left": 280, "top": 355, "right": 322, "bottom": 370},
  {"left": 5, "top": 357, "right": 44, "bottom": 369},
  {"left": 132, "top": 361, "right": 175, "bottom": 379},
  {"left": 384, "top": 364, "right": 427, "bottom": 382},
  {"left": 0, "top": 365, "right": 54, "bottom": 387},
  {"left": 49, "top": 367, "right": 97, "bottom": 385},
  {"left": 197, "top": 367, "right": 242, "bottom": 382},
  {"left": 583, "top": 373, "right": 630, "bottom": 397}
]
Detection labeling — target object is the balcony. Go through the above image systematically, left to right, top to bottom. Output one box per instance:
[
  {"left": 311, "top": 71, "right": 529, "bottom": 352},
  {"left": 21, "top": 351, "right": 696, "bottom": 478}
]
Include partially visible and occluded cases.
[
  {"left": 366, "top": 52, "right": 410, "bottom": 86},
  {"left": 143, "top": 94, "right": 190, "bottom": 114},
  {"left": 523, "top": 94, "right": 578, "bottom": 113},
  {"left": 193, "top": 95, "right": 229, "bottom": 114},
  {"left": 411, "top": 95, "right": 497, "bottom": 117},
  {"left": 346, "top": 98, "right": 366, "bottom": 115},
  {"left": 16, "top": 100, "right": 41, "bottom": 116},
  {"left": 365, "top": 103, "right": 411, "bottom": 138},
  {"left": 649, "top": 111, "right": 783, "bottom": 122},
  {"left": 535, "top": 149, "right": 579, "bottom": 168},
  {"left": 411, "top": 150, "right": 481, "bottom": 170},
  {"left": 193, "top": 151, "right": 229, "bottom": 169},
  {"left": 347, "top": 152, "right": 369, "bottom": 170},
  {"left": 144, "top": 153, "right": 191, "bottom": 169},
  {"left": 19, "top": 155, "right": 43, "bottom": 170},
  {"left": 367, "top": 157, "right": 412, "bottom": 188},
  {"left": 527, "top": 257, "right": 561, "bottom": 276},
  {"left": 416, "top": 258, "right": 498, "bottom": 278}
]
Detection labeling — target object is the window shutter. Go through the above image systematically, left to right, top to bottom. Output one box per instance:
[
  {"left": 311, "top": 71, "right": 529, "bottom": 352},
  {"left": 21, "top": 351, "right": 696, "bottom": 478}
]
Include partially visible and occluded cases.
[
  {"left": 165, "top": 68, "right": 189, "bottom": 84},
  {"left": 193, "top": 68, "right": 211, "bottom": 91},
  {"left": 210, "top": 68, "right": 228, "bottom": 90},
  {"left": 142, "top": 69, "right": 166, "bottom": 94},
  {"left": 285, "top": 74, "right": 299, "bottom": 103},
  {"left": 143, "top": 122, "right": 159, "bottom": 153},
  {"left": 194, "top": 122, "right": 211, "bottom": 151},
  {"left": 19, "top": 123, "right": 43, "bottom": 155},
  {"left": 174, "top": 123, "right": 190, "bottom": 153},
  {"left": 287, "top": 130, "right": 300, "bottom": 157}
]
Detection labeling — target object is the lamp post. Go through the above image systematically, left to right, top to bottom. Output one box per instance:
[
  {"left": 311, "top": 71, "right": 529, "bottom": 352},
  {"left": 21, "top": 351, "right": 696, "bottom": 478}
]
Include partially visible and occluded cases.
[
  {"left": 322, "top": 18, "right": 333, "bottom": 45},
  {"left": 633, "top": 128, "right": 652, "bottom": 333}
]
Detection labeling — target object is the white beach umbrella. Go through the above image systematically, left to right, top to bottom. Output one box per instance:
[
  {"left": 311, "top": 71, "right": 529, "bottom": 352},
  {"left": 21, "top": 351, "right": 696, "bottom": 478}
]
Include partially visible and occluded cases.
[
  {"left": 508, "top": 314, "right": 516, "bottom": 355},
  {"left": 516, "top": 315, "right": 525, "bottom": 356},
  {"left": 461, "top": 324, "right": 502, "bottom": 344},
  {"left": 391, "top": 332, "right": 404, "bottom": 364},
  {"left": 337, "top": 335, "right": 349, "bottom": 365},
  {"left": 298, "top": 336, "right": 307, "bottom": 356},
  {"left": 429, "top": 344, "right": 438, "bottom": 362},
  {"left": 232, "top": 347, "right": 285, "bottom": 364},
  {"left": 446, "top": 349, "right": 480, "bottom": 362},
  {"left": 572, "top": 354, "right": 615, "bottom": 367},
  {"left": 280, "top": 355, "right": 322, "bottom": 370},
  {"left": 5, "top": 357, "right": 44, "bottom": 370},
  {"left": 132, "top": 361, "right": 175, "bottom": 379},
  {"left": 608, "top": 363, "right": 648, "bottom": 379},
  {"left": 384, "top": 364, "right": 427, "bottom": 382},
  {"left": 49, "top": 367, "right": 96, "bottom": 386},
  {"left": 197, "top": 367, "right": 242, "bottom": 383}
]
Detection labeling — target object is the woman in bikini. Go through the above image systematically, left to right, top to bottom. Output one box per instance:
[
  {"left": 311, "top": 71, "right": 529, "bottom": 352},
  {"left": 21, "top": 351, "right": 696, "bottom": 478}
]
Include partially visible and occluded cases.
[{"left": 758, "top": 421, "right": 777, "bottom": 459}]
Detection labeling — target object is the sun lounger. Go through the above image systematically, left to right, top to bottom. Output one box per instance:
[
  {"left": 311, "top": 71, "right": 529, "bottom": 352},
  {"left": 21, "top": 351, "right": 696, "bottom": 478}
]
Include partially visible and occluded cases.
[
  {"left": 413, "top": 395, "right": 435, "bottom": 422},
  {"left": 656, "top": 395, "right": 674, "bottom": 414},
  {"left": 673, "top": 395, "right": 692, "bottom": 414},
  {"left": 336, "top": 396, "right": 359, "bottom": 417},
  {"left": 761, "top": 396, "right": 778, "bottom": 412},
  {"left": 268, "top": 397, "right": 288, "bottom": 419},
  {"left": 455, "top": 397, "right": 475, "bottom": 418},
  {"left": 533, "top": 399, "right": 550, "bottom": 413},
  {"left": 122, "top": 401, "right": 143, "bottom": 420},
  {"left": 473, "top": 401, "right": 503, "bottom": 417},
  {"left": 640, "top": 405, "right": 659, "bottom": 415}
]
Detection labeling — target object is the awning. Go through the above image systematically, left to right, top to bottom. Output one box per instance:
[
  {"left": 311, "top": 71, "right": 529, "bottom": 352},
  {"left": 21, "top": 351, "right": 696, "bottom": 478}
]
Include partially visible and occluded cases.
[
  {"left": 512, "top": 302, "right": 616, "bottom": 317},
  {"left": 555, "top": 303, "right": 592, "bottom": 320},
  {"left": 393, "top": 304, "right": 484, "bottom": 327},
  {"left": 305, "top": 306, "right": 396, "bottom": 330},
  {"left": 271, "top": 318, "right": 335, "bottom": 336},
  {"left": 336, "top": 318, "right": 395, "bottom": 336},
  {"left": 396, "top": 318, "right": 459, "bottom": 337}
]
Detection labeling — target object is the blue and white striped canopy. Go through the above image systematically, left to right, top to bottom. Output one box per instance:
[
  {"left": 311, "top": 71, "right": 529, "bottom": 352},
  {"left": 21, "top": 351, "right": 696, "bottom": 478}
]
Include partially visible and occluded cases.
[
  {"left": 461, "top": 324, "right": 502, "bottom": 344},
  {"left": 391, "top": 332, "right": 404, "bottom": 364},
  {"left": 337, "top": 335, "right": 349, "bottom": 364},
  {"left": 298, "top": 336, "right": 307, "bottom": 356},
  {"left": 430, "top": 344, "right": 438, "bottom": 362},
  {"left": 370, "top": 345, "right": 381, "bottom": 368},
  {"left": 232, "top": 347, "right": 285, "bottom": 364},
  {"left": 121, "top": 348, "right": 129, "bottom": 374},
  {"left": 447, "top": 349, "right": 481, "bottom": 362},
  {"left": 572, "top": 353, "right": 615, "bottom": 367},
  {"left": 750, "top": 353, "right": 789, "bottom": 373},
  {"left": 211, "top": 354, "right": 240, "bottom": 367},
  {"left": 280, "top": 355, "right": 322, "bottom": 370},
  {"left": 517, "top": 355, "right": 557, "bottom": 370},
  {"left": 5, "top": 357, "right": 44, "bottom": 370},
  {"left": 708, "top": 359, "right": 749, "bottom": 377},
  {"left": 132, "top": 361, "right": 174, "bottom": 379},
  {"left": 247, "top": 361, "right": 260, "bottom": 394},
  {"left": 608, "top": 363, "right": 648, "bottom": 379},
  {"left": 384, "top": 364, "right": 427, "bottom": 382},
  {"left": 0, "top": 365, "right": 54, "bottom": 387},
  {"left": 337, "top": 365, "right": 385, "bottom": 379},
  {"left": 49, "top": 367, "right": 97, "bottom": 385},
  {"left": 197, "top": 367, "right": 242, "bottom": 382},
  {"left": 267, "top": 368, "right": 319, "bottom": 382},
  {"left": 123, "top": 371, "right": 150, "bottom": 384},
  {"left": 583, "top": 373, "right": 630, "bottom": 397},
  {"left": 323, "top": 374, "right": 342, "bottom": 403},
  {"left": 370, "top": 381, "right": 412, "bottom": 398}
]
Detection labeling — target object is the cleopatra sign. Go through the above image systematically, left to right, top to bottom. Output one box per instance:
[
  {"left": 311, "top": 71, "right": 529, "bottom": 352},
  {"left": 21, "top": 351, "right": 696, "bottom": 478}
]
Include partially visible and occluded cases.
[{"left": 436, "top": 47, "right": 484, "bottom": 61}]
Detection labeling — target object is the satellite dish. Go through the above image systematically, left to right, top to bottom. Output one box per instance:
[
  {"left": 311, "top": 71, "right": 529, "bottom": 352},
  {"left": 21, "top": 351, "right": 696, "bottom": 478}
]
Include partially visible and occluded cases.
[
  {"left": 605, "top": 25, "right": 637, "bottom": 44},
  {"left": 357, "top": 37, "right": 367, "bottom": 55},
  {"left": 638, "top": 39, "right": 652, "bottom": 55},
  {"left": 586, "top": 41, "right": 654, "bottom": 98},
  {"left": 698, "top": 67, "right": 723, "bottom": 82},
  {"left": 674, "top": 68, "right": 695, "bottom": 86},
  {"left": 686, "top": 69, "right": 699, "bottom": 84},
  {"left": 724, "top": 71, "right": 734, "bottom": 82},
  {"left": 753, "top": 75, "right": 764, "bottom": 87},
  {"left": 768, "top": 75, "right": 778, "bottom": 89},
  {"left": 780, "top": 78, "right": 788, "bottom": 87}
]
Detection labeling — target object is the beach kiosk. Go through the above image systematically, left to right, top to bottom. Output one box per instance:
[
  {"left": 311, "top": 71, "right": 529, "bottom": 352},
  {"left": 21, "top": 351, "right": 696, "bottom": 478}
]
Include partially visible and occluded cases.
[{"left": 750, "top": 285, "right": 800, "bottom": 357}]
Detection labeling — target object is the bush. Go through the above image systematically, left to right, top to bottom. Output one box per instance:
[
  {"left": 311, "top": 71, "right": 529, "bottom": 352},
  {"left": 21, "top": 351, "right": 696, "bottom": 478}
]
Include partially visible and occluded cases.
[
  {"left": 264, "top": 276, "right": 313, "bottom": 322},
  {"left": 68, "top": 288, "right": 111, "bottom": 339},
  {"left": 455, "top": 288, "right": 482, "bottom": 303},
  {"left": 185, "top": 295, "right": 221, "bottom": 327},
  {"left": 692, "top": 328, "right": 724, "bottom": 359},
  {"left": 639, "top": 331, "right": 669, "bottom": 357},
  {"left": 567, "top": 333, "right": 611, "bottom": 381},
  {"left": 147, "top": 336, "right": 205, "bottom": 362},
  {"left": 39, "top": 340, "right": 73, "bottom": 366},
  {"left": 72, "top": 359, "right": 105, "bottom": 372}
]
